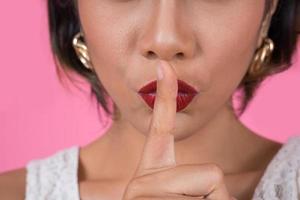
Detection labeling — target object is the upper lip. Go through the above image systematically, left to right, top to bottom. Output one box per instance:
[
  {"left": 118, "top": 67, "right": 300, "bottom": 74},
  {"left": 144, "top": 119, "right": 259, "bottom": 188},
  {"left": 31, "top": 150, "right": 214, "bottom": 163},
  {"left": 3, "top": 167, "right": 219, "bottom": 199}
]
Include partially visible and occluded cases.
[{"left": 138, "top": 79, "right": 199, "bottom": 94}]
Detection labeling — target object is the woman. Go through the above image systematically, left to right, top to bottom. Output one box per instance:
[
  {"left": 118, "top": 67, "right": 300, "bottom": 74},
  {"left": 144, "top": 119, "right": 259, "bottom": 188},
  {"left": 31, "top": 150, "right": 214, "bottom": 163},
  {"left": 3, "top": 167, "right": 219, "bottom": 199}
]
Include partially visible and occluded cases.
[{"left": 0, "top": 0, "right": 299, "bottom": 199}]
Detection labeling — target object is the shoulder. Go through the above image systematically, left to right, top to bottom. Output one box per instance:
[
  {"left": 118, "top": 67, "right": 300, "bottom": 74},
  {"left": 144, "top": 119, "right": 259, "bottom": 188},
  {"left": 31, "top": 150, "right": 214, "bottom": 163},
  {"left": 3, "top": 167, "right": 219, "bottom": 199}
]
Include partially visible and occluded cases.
[
  {"left": 253, "top": 135, "right": 300, "bottom": 200},
  {"left": 26, "top": 146, "right": 80, "bottom": 200},
  {"left": 0, "top": 168, "right": 26, "bottom": 200}
]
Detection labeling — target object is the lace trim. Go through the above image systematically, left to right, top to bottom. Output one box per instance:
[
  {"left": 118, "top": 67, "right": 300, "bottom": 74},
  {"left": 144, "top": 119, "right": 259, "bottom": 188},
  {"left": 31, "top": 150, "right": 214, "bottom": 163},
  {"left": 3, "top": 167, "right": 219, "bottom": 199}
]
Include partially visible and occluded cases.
[
  {"left": 252, "top": 136, "right": 300, "bottom": 199},
  {"left": 25, "top": 146, "right": 80, "bottom": 200}
]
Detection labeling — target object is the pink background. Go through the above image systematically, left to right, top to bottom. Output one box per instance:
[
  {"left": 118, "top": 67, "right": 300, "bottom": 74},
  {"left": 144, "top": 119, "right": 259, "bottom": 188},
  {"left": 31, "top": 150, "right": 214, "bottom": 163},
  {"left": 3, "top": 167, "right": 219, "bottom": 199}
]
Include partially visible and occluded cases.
[{"left": 1, "top": 1, "right": 300, "bottom": 173}]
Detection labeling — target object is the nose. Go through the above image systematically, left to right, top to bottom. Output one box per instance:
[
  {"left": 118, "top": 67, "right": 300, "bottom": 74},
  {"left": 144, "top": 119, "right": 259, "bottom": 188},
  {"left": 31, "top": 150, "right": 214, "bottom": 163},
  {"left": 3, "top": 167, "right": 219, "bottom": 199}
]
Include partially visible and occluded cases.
[{"left": 137, "top": 1, "right": 197, "bottom": 61}]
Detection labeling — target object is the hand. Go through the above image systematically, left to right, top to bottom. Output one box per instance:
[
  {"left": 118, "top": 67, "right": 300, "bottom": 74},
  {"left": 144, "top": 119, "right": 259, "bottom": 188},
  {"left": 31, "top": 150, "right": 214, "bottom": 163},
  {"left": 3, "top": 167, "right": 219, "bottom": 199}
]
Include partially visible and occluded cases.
[{"left": 122, "top": 60, "right": 237, "bottom": 200}]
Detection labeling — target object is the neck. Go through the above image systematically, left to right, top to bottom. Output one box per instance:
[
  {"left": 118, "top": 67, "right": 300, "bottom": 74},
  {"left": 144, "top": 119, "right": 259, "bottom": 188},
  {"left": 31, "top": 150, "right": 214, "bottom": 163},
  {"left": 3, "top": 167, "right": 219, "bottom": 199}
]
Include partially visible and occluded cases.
[{"left": 84, "top": 104, "right": 282, "bottom": 200}]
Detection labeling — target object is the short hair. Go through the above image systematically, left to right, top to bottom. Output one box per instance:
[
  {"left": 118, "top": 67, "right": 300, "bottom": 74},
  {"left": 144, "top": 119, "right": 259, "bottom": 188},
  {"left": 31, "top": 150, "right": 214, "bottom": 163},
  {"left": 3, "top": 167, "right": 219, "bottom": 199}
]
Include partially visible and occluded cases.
[{"left": 48, "top": 0, "right": 300, "bottom": 118}]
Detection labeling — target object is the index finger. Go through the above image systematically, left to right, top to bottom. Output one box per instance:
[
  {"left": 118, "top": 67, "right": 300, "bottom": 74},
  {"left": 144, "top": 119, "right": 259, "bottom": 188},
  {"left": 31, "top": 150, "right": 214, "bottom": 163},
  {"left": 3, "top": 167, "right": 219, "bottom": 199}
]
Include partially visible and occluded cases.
[{"left": 135, "top": 60, "right": 178, "bottom": 177}]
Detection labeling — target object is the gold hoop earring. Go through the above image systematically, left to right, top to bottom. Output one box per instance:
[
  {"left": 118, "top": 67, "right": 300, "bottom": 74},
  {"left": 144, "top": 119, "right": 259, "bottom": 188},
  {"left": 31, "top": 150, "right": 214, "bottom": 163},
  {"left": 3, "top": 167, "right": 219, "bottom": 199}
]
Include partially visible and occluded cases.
[
  {"left": 72, "top": 32, "right": 92, "bottom": 70},
  {"left": 248, "top": 38, "right": 274, "bottom": 76}
]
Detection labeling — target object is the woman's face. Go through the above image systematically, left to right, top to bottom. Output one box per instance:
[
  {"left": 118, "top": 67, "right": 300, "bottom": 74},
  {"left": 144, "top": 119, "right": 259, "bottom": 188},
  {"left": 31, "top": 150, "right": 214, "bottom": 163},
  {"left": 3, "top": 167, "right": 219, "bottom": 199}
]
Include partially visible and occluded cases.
[{"left": 78, "top": 0, "right": 271, "bottom": 140}]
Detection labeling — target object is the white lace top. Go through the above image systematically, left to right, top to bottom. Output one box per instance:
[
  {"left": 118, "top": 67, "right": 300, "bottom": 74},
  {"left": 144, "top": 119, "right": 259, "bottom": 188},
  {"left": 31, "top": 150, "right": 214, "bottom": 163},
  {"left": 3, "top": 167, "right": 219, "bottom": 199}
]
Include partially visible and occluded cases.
[{"left": 25, "top": 136, "right": 300, "bottom": 200}]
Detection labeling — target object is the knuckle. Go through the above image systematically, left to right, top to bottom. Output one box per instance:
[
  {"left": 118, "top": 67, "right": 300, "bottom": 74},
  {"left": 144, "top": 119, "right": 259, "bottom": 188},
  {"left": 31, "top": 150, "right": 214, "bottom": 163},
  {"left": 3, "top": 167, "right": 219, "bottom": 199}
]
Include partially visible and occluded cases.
[{"left": 206, "top": 163, "right": 225, "bottom": 184}]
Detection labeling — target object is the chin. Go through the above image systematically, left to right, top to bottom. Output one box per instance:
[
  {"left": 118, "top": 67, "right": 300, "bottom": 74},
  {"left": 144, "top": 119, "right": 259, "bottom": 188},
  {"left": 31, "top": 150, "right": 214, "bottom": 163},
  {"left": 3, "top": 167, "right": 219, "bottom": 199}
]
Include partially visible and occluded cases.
[
  {"left": 127, "top": 106, "right": 200, "bottom": 141},
  {"left": 172, "top": 124, "right": 197, "bottom": 142}
]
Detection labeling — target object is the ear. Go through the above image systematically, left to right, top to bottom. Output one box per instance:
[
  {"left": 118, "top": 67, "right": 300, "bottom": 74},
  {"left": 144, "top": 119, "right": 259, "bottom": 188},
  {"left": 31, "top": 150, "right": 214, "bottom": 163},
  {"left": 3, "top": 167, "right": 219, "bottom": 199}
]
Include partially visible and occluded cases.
[{"left": 256, "top": 0, "right": 279, "bottom": 48}]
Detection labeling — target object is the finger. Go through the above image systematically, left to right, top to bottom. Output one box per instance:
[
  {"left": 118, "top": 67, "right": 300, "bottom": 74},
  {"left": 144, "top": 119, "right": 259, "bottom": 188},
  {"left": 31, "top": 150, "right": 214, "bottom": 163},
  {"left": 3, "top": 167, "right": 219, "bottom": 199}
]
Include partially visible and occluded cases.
[
  {"left": 135, "top": 60, "right": 178, "bottom": 177},
  {"left": 129, "top": 164, "right": 231, "bottom": 199},
  {"left": 204, "top": 182, "right": 232, "bottom": 200}
]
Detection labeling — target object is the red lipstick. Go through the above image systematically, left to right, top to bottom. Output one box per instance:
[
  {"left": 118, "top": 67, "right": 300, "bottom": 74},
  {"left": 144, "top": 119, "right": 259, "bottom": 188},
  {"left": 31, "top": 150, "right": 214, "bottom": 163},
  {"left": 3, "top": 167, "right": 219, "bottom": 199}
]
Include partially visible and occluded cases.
[{"left": 138, "top": 80, "right": 199, "bottom": 112}]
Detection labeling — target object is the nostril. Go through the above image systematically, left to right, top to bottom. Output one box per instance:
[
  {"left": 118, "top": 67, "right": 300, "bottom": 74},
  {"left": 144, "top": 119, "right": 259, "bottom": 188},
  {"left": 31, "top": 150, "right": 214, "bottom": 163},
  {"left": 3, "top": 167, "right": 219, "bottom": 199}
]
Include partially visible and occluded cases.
[
  {"left": 145, "top": 51, "right": 184, "bottom": 60},
  {"left": 147, "top": 51, "right": 156, "bottom": 59},
  {"left": 176, "top": 52, "right": 184, "bottom": 59}
]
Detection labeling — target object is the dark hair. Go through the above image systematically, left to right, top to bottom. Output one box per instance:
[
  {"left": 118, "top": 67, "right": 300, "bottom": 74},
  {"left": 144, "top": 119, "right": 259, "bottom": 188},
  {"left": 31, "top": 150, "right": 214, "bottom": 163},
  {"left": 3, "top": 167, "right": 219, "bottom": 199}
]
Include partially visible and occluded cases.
[
  {"left": 48, "top": 0, "right": 300, "bottom": 119},
  {"left": 236, "top": 0, "right": 300, "bottom": 116}
]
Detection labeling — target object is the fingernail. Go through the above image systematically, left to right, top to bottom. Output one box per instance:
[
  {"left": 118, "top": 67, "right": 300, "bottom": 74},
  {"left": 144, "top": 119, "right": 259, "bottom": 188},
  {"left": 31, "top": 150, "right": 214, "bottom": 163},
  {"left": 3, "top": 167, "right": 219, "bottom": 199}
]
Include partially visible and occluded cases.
[{"left": 157, "top": 61, "right": 164, "bottom": 80}]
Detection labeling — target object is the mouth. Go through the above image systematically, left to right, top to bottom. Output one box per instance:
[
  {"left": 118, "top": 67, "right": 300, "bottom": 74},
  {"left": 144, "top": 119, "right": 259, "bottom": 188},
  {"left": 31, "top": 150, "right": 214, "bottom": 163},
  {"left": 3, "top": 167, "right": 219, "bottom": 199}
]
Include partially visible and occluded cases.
[{"left": 138, "top": 79, "right": 199, "bottom": 112}]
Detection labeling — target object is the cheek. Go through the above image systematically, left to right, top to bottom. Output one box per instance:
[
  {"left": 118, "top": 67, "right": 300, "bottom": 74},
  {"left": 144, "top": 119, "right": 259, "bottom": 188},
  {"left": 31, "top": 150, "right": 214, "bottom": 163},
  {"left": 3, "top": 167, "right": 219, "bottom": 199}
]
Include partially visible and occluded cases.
[
  {"left": 193, "top": 1, "right": 265, "bottom": 100},
  {"left": 78, "top": 3, "right": 135, "bottom": 111},
  {"left": 86, "top": 32, "right": 128, "bottom": 111}
]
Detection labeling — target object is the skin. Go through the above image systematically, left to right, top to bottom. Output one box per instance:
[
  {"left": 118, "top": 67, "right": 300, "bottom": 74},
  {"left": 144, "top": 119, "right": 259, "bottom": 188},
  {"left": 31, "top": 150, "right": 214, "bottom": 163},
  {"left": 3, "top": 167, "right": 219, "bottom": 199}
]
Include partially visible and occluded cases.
[
  {"left": 0, "top": 0, "right": 283, "bottom": 199},
  {"left": 77, "top": 0, "right": 281, "bottom": 199}
]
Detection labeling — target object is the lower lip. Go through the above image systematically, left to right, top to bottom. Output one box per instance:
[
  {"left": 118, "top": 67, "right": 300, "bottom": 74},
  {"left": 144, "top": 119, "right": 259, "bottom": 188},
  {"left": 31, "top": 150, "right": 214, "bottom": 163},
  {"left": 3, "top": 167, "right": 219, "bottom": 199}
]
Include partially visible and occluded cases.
[{"left": 138, "top": 92, "right": 197, "bottom": 112}]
